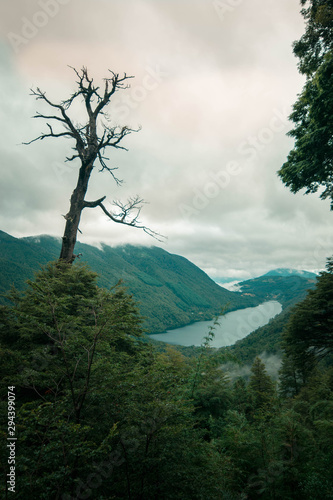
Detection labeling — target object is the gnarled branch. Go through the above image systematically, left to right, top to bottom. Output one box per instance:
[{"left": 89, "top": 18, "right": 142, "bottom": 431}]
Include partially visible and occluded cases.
[
  {"left": 25, "top": 66, "right": 162, "bottom": 263},
  {"left": 25, "top": 69, "right": 138, "bottom": 165},
  {"left": 97, "top": 152, "right": 122, "bottom": 186},
  {"left": 83, "top": 195, "right": 166, "bottom": 241},
  {"left": 83, "top": 196, "right": 106, "bottom": 208}
]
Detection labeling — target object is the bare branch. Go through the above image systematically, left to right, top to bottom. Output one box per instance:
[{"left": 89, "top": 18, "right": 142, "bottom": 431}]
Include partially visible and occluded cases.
[
  {"left": 25, "top": 66, "right": 158, "bottom": 262},
  {"left": 64, "top": 66, "right": 100, "bottom": 117},
  {"left": 25, "top": 71, "right": 139, "bottom": 164},
  {"left": 93, "top": 71, "right": 134, "bottom": 118},
  {"left": 28, "top": 87, "right": 85, "bottom": 151},
  {"left": 33, "top": 112, "right": 67, "bottom": 124},
  {"left": 98, "top": 125, "right": 141, "bottom": 151},
  {"left": 23, "top": 130, "right": 73, "bottom": 145},
  {"left": 97, "top": 152, "right": 123, "bottom": 186},
  {"left": 65, "top": 153, "right": 80, "bottom": 162},
  {"left": 82, "top": 193, "right": 165, "bottom": 240},
  {"left": 83, "top": 196, "right": 106, "bottom": 208},
  {"left": 97, "top": 196, "right": 166, "bottom": 241}
]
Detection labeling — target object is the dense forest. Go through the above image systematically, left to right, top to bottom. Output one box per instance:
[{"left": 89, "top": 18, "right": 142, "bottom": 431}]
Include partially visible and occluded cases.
[
  {"left": 1, "top": 0, "right": 333, "bottom": 498},
  {"left": 0, "top": 230, "right": 260, "bottom": 333},
  {"left": 0, "top": 230, "right": 316, "bottom": 335},
  {"left": 0, "top": 260, "right": 333, "bottom": 499}
]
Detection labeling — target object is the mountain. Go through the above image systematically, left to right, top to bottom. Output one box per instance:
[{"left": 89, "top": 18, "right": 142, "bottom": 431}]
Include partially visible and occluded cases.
[
  {"left": 0, "top": 230, "right": 259, "bottom": 333},
  {"left": 0, "top": 231, "right": 60, "bottom": 296},
  {"left": 213, "top": 268, "right": 317, "bottom": 287},
  {"left": 263, "top": 268, "right": 318, "bottom": 279},
  {"left": 176, "top": 273, "right": 318, "bottom": 361},
  {"left": 219, "top": 273, "right": 318, "bottom": 363},
  {"left": 237, "top": 273, "right": 317, "bottom": 308},
  {"left": 214, "top": 277, "right": 243, "bottom": 285}
]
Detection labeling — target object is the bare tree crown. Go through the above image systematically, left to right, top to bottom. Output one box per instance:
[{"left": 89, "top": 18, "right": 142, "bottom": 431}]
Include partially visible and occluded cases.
[{"left": 25, "top": 67, "right": 164, "bottom": 262}]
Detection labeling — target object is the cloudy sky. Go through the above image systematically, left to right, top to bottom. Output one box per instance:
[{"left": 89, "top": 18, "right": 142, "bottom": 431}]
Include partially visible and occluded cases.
[{"left": 0, "top": 0, "right": 332, "bottom": 280}]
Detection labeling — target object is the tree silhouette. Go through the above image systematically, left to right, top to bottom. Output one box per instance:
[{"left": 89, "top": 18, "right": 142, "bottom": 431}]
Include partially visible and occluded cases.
[
  {"left": 278, "top": 1, "right": 333, "bottom": 207},
  {"left": 25, "top": 67, "right": 163, "bottom": 263},
  {"left": 282, "top": 257, "right": 333, "bottom": 373},
  {"left": 248, "top": 357, "right": 275, "bottom": 409}
]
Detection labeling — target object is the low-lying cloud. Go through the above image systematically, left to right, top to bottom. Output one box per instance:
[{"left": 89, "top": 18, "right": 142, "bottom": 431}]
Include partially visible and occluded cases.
[{"left": 0, "top": 0, "right": 331, "bottom": 280}]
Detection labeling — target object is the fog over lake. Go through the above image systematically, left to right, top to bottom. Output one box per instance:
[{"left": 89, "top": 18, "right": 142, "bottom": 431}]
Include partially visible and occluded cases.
[{"left": 150, "top": 301, "right": 282, "bottom": 348}]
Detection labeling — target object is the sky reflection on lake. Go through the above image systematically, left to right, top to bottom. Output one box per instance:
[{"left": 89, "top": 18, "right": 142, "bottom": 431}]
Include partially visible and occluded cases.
[{"left": 150, "top": 301, "right": 282, "bottom": 348}]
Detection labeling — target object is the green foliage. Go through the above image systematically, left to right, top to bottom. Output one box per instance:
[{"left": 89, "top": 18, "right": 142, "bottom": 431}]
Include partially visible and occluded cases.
[
  {"left": 278, "top": 0, "right": 333, "bottom": 207},
  {"left": 293, "top": 0, "right": 333, "bottom": 77},
  {"left": 279, "top": 50, "right": 333, "bottom": 206},
  {"left": 0, "top": 231, "right": 259, "bottom": 333},
  {"left": 282, "top": 257, "right": 333, "bottom": 374},
  {"left": 1, "top": 260, "right": 333, "bottom": 499},
  {"left": 0, "top": 262, "right": 230, "bottom": 499},
  {"left": 223, "top": 273, "right": 317, "bottom": 367},
  {"left": 239, "top": 274, "right": 317, "bottom": 308},
  {"left": 166, "top": 281, "right": 211, "bottom": 308},
  {"left": 227, "top": 308, "right": 292, "bottom": 364},
  {"left": 278, "top": 354, "right": 304, "bottom": 397},
  {"left": 248, "top": 357, "right": 276, "bottom": 410},
  {"left": 213, "top": 363, "right": 333, "bottom": 499}
]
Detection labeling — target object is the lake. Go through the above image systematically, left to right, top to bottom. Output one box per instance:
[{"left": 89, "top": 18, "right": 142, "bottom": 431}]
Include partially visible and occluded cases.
[{"left": 149, "top": 301, "right": 282, "bottom": 348}]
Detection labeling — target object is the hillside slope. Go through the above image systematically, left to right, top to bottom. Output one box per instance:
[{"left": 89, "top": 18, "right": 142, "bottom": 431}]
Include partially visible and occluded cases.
[
  {"left": 0, "top": 231, "right": 259, "bottom": 333},
  {"left": 263, "top": 268, "right": 317, "bottom": 279},
  {"left": 220, "top": 274, "right": 317, "bottom": 363},
  {"left": 238, "top": 274, "right": 317, "bottom": 308}
]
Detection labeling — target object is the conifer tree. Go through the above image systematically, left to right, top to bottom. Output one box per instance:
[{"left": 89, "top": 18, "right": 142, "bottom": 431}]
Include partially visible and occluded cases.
[
  {"left": 282, "top": 257, "right": 333, "bottom": 373},
  {"left": 248, "top": 357, "right": 275, "bottom": 410}
]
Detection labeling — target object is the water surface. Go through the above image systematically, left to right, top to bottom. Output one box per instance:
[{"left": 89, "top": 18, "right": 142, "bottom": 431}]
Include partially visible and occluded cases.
[{"left": 150, "top": 301, "right": 282, "bottom": 348}]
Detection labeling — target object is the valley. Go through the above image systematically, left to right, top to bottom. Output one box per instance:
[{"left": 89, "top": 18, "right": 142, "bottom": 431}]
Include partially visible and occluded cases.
[
  {"left": 0, "top": 230, "right": 317, "bottom": 360},
  {"left": 150, "top": 300, "right": 282, "bottom": 347}
]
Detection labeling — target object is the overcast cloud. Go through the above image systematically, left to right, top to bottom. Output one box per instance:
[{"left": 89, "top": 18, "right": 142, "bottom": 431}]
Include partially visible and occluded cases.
[{"left": 0, "top": 0, "right": 332, "bottom": 280}]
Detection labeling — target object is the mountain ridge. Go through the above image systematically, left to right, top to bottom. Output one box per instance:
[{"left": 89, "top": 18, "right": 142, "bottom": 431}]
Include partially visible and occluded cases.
[
  {"left": 0, "top": 230, "right": 259, "bottom": 333},
  {"left": 0, "top": 231, "right": 317, "bottom": 338},
  {"left": 214, "top": 268, "right": 317, "bottom": 286},
  {"left": 262, "top": 268, "right": 317, "bottom": 279}
]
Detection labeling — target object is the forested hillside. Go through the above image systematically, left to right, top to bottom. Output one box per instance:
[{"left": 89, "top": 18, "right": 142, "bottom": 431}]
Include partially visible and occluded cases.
[
  {"left": 1, "top": 2, "right": 333, "bottom": 496},
  {"left": 0, "top": 230, "right": 259, "bottom": 333},
  {"left": 1, "top": 260, "right": 332, "bottom": 499},
  {"left": 216, "top": 274, "right": 317, "bottom": 364},
  {"left": 238, "top": 274, "right": 317, "bottom": 308}
]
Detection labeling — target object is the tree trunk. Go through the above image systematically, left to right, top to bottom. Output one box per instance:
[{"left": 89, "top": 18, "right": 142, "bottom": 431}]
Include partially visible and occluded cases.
[
  {"left": 27, "top": 69, "right": 155, "bottom": 265},
  {"left": 59, "top": 164, "right": 92, "bottom": 263}
]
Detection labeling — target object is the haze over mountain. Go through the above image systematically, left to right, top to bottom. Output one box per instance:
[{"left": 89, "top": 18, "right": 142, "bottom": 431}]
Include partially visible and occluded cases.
[
  {"left": 2, "top": 1, "right": 332, "bottom": 281},
  {"left": 0, "top": 230, "right": 259, "bottom": 333},
  {"left": 0, "top": 230, "right": 317, "bottom": 335},
  {"left": 215, "top": 268, "right": 317, "bottom": 285},
  {"left": 263, "top": 268, "right": 317, "bottom": 279},
  {"left": 237, "top": 273, "right": 317, "bottom": 308}
]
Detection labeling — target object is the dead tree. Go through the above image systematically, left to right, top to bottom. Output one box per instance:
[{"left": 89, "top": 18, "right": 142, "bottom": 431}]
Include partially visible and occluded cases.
[{"left": 25, "top": 67, "right": 163, "bottom": 263}]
